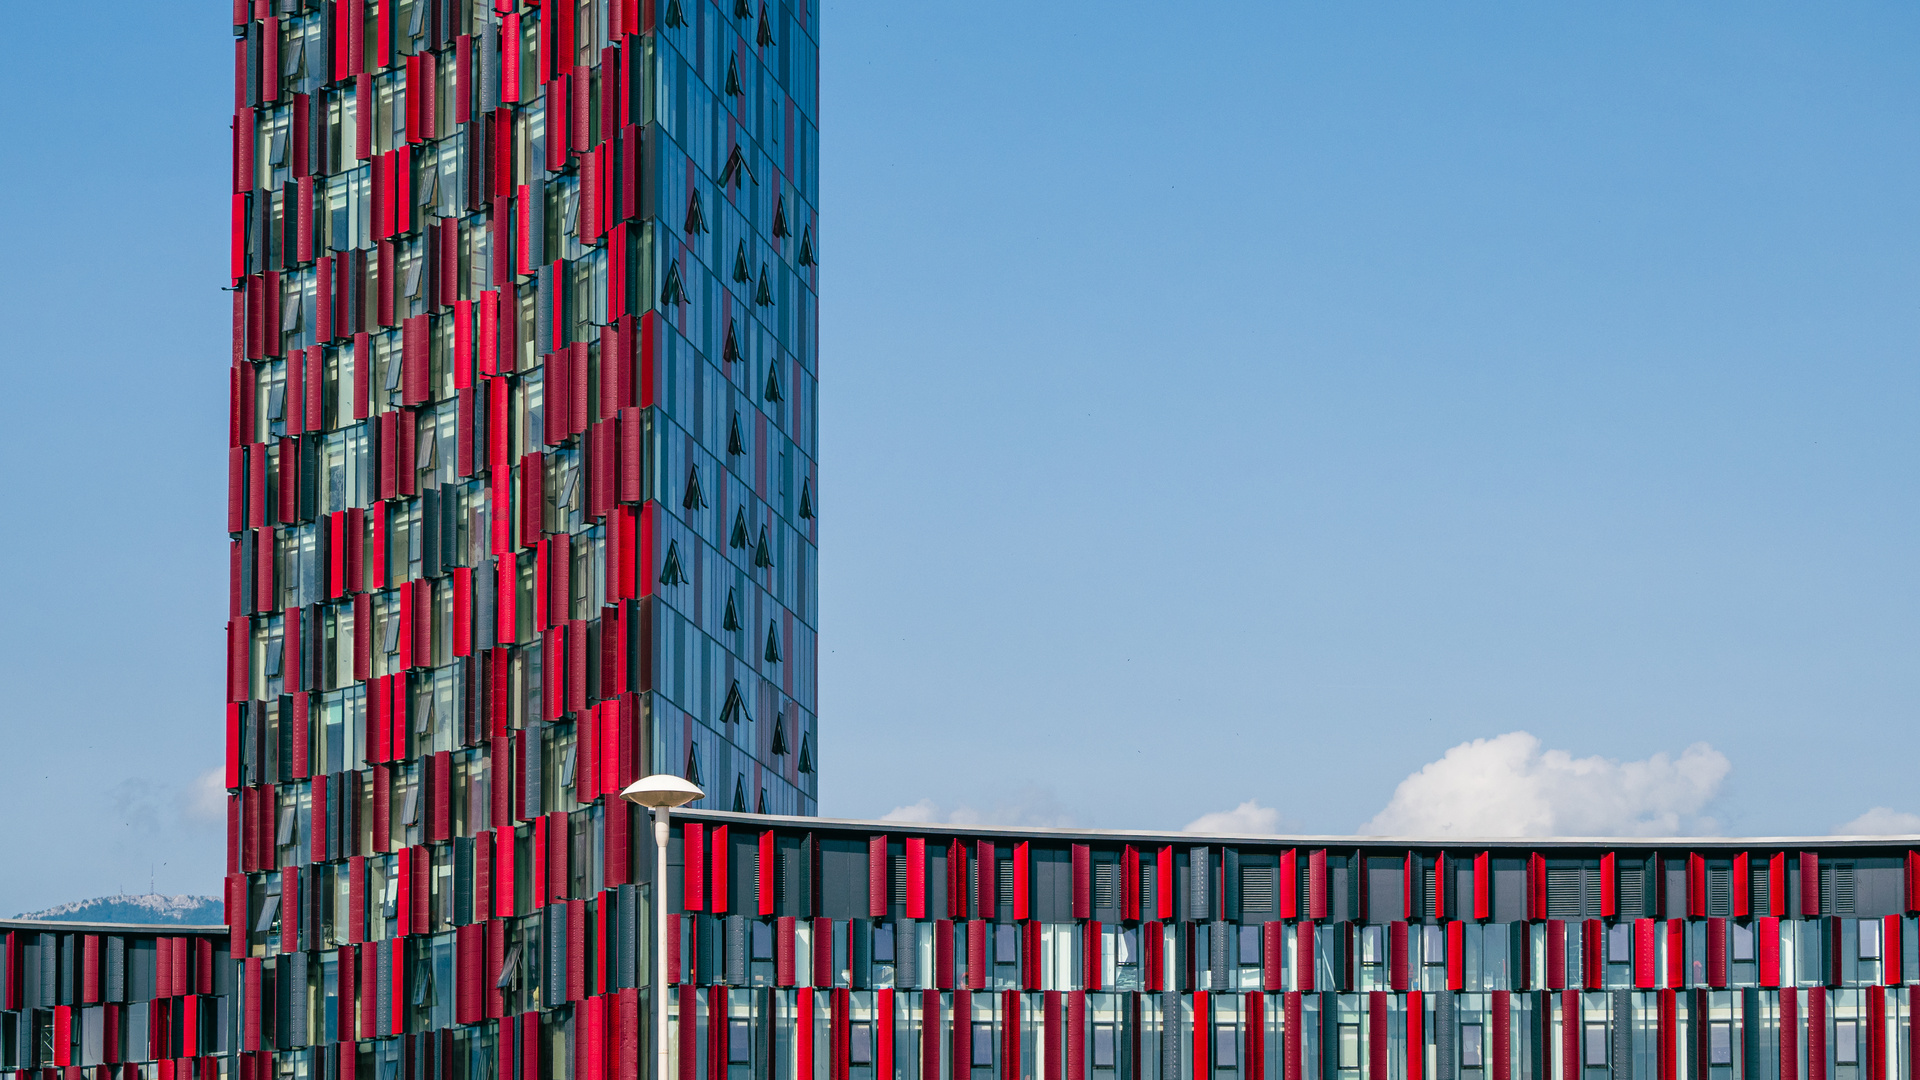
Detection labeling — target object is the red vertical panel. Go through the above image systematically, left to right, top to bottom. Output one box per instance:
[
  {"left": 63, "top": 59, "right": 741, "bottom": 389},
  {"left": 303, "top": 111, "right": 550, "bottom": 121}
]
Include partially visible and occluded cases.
[
  {"left": 682, "top": 821, "right": 705, "bottom": 911},
  {"left": 710, "top": 824, "right": 730, "bottom": 914},
  {"left": 756, "top": 831, "right": 775, "bottom": 915},
  {"left": 868, "top": 834, "right": 889, "bottom": 917},
  {"left": 904, "top": 837, "right": 926, "bottom": 920},
  {"left": 976, "top": 841, "right": 997, "bottom": 918},
  {"left": 1015, "top": 842, "right": 1032, "bottom": 921},
  {"left": 1071, "top": 844, "right": 1091, "bottom": 920},
  {"left": 1157, "top": 845, "right": 1175, "bottom": 920},
  {"left": 1122, "top": 846, "right": 1141, "bottom": 923},
  {"left": 1280, "top": 849, "right": 1297, "bottom": 919},
  {"left": 1309, "top": 849, "right": 1329, "bottom": 921},
  {"left": 1473, "top": 851, "right": 1491, "bottom": 920},
  {"left": 1801, "top": 852, "right": 1820, "bottom": 916},
  {"left": 1688, "top": 853, "right": 1707, "bottom": 918},
  {"left": 1733, "top": 853, "right": 1751, "bottom": 918},
  {"left": 1758, "top": 916, "right": 1781, "bottom": 987},
  {"left": 1883, "top": 916, "right": 1902, "bottom": 985},
  {"left": 775, "top": 917, "right": 795, "bottom": 986},
  {"left": 815, "top": 917, "right": 837, "bottom": 988},
  {"left": 1634, "top": 918, "right": 1657, "bottom": 988},
  {"left": 1706, "top": 918, "right": 1727, "bottom": 987},
  {"left": 1584, "top": 919, "right": 1604, "bottom": 988},
  {"left": 1666, "top": 919, "right": 1686, "bottom": 988},
  {"left": 933, "top": 920, "right": 952, "bottom": 990},
  {"left": 965, "top": 920, "right": 989, "bottom": 991},
  {"left": 1263, "top": 920, "right": 1285, "bottom": 991},
  {"left": 1388, "top": 921, "right": 1408, "bottom": 991},
  {"left": 1446, "top": 921, "right": 1464, "bottom": 990},
  {"left": 1297, "top": 923, "right": 1316, "bottom": 992},
  {"left": 82, "top": 936, "right": 100, "bottom": 1004},
  {"left": 676, "top": 986, "right": 695, "bottom": 1080},
  {"left": 1866, "top": 986, "right": 1886, "bottom": 1080},
  {"left": 1780, "top": 988, "right": 1799, "bottom": 1080},
  {"left": 1808, "top": 989, "right": 1828, "bottom": 1080},
  {"left": 919, "top": 990, "right": 938, "bottom": 1080},
  {"left": 1191, "top": 990, "right": 1209, "bottom": 1079},
  {"left": 1560, "top": 990, "right": 1580, "bottom": 1080},
  {"left": 1368, "top": 992, "right": 1388, "bottom": 1080},
  {"left": 1283, "top": 993, "right": 1302, "bottom": 1080}
]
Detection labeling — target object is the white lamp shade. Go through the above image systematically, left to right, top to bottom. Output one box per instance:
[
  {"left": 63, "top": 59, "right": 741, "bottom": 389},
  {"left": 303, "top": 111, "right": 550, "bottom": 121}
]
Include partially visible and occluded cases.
[{"left": 621, "top": 774, "right": 705, "bottom": 809}]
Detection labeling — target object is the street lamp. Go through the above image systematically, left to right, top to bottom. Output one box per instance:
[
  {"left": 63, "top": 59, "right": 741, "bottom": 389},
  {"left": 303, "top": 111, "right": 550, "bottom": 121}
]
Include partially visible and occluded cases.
[{"left": 621, "top": 774, "right": 704, "bottom": 1080}]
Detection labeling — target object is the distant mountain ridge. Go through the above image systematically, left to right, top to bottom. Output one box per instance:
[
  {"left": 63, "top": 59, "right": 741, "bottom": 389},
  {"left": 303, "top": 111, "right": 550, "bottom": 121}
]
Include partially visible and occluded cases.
[{"left": 13, "top": 894, "right": 223, "bottom": 925}]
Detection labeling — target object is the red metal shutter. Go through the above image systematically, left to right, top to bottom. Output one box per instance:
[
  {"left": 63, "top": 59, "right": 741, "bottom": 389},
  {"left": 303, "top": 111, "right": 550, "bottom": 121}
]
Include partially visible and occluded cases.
[
  {"left": 682, "top": 822, "right": 704, "bottom": 911},
  {"left": 709, "top": 824, "right": 729, "bottom": 914},
  {"left": 867, "top": 834, "right": 888, "bottom": 917},
  {"left": 904, "top": 837, "right": 926, "bottom": 920},
  {"left": 976, "top": 842, "right": 996, "bottom": 918},
  {"left": 1071, "top": 844, "right": 1090, "bottom": 921},
  {"left": 1153, "top": 845, "right": 1173, "bottom": 921},
  {"left": 1122, "top": 846, "right": 1140, "bottom": 923},
  {"left": 1279, "top": 849, "right": 1297, "bottom": 919},
  {"left": 1472, "top": 852, "right": 1491, "bottom": 920},
  {"left": 1800, "top": 852, "right": 1820, "bottom": 917},
  {"left": 1732, "top": 853, "right": 1750, "bottom": 918},
  {"left": 775, "top": 917, "right": 795, "bottom": 986},
  {"left": 814, "top": 917, "right": 835, "bottom": 987},
  {"left": 1757, "top": 917, "right": 1781, "bottom": 987},
  {"left": 1583, "top": 919, "right": 1605, "bottom": 988},
  {"left": 1665, "top": 919, "right": 1685, "bottom": 988},
  {"left": 933, "top": 920, "right": 953, "bottom": 990},
  {"left": 968, "top": 920, "right": 988, "bottom": 990},
  {"left": 1081, "top": 921, "right": 1101, "bottom": 992},
  {"left": 1388, "top": 921, "right": 1408, "bottom": 991},
  {"left": 1445, "top": 921, "right": 1464, "bottom": 990},
  {"left": 1808, "top": 989, "right": 1828, "bottom": 1080}
]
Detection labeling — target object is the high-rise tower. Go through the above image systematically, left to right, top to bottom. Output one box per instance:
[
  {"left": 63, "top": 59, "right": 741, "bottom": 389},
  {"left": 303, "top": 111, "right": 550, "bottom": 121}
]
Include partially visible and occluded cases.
[{"left": 223, "top": 0, "right": 818, "bottom": 1049}]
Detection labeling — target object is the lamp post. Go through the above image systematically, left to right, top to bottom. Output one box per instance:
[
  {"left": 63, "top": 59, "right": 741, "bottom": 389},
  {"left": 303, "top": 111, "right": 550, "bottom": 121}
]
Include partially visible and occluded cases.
[{"left": 621, "top": 774, "right": 704, "bottom": 1080}]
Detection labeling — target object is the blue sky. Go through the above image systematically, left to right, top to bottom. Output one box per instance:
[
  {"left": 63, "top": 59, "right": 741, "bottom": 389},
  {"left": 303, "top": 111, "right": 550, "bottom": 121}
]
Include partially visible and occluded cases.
[{"left": 0, "top": 2, "right": 1914, "bottom": 915}]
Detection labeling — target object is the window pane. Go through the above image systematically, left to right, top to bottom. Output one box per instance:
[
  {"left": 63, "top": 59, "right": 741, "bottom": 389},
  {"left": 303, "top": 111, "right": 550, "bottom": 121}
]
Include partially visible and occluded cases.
[
  {"left": 1859, "top": 921, "right": 1882, "bottom": 960},
  {"left": 1608, "top": 924, "right": 1633, "bottom": 963},
  {"left": 1731, "top": 924, "right": 1754, "bottom": 963},
  {"left": 872, "top": 925, "right": 895, "bottom": 964},
  {"left": 996, "top": 925, "right": 1021, "bottom": 964},
  {"left": 1240, "top": 926, "right": 1262, "bottom": 965},
  {"left": 1352, "top": 926, "right": 1374, "bottom": 965},
  {"left": 728, "top": 1020, "right": 751, "bottom": 1064},
  {"left": 1836, "top": 1021, "right": 1859, "bottom": 1066},
  {"left": 848, "top": 1022, "right": 873, "bottom": 1066},
  {"left": 1709, "top": 1022, "right": 1732, "bottom": 1066},
  {"left": 972, "top": 1023, "right": 994, "bottom": 1067},
  {"left": 1584, "top": 1023, "right": 1608, "bottom": 1067},
  {"left": 1338, "top": 1024, "right": 1361, "bottom": 1069},
  {"left": 1092, "top": 1025, "right": 1116, "bottom": 1070},
  {"left": 1461, "top": 1025, "right": 1483, "bottom": 1068},
  {"left": 1215, "top": 1027, "right": 1237, "bottom": 1068}
]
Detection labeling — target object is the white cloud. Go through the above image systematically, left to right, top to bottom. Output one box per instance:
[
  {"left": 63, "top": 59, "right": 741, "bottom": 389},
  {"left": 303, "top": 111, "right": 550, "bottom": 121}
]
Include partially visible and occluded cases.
[
  {"left": 1360, "top": 731, "right": 1730, "bottom": 838},
  {"left": 181, "top": 769, "right": 228, "bottom": 826},
  {"left": 878, "top": 789, "right": 1074, "bottom": 829},
  {"left": 881, "top": 799, "right": 942, "bottom": 824},
  {"left": 1184, "top": 800, "right": 1283, "bottom": 835},
  {"left": 1832, "top": 808, "right": 1920, "bottom": 836}
]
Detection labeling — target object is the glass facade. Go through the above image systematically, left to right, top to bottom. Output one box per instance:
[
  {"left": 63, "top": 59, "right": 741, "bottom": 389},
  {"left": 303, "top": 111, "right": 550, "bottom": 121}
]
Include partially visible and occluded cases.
[
  {"left": 217, "top": 0, "right": 816, "bottom": 1077},
  {"left": 652, "top": 824, "right": 1920, "bottom": 1080},
  {"left": 0, "top": 921, "right": 232, "bottom": 1073}
]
